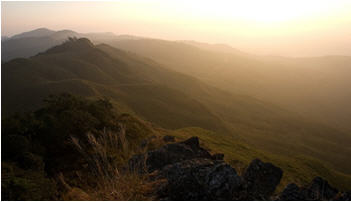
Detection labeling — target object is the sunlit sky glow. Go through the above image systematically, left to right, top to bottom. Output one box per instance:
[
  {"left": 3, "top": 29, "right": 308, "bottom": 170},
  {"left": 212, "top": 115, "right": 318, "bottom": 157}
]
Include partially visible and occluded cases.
[{"left": 2, "top": 0, "right": 351, "bottom": 56}]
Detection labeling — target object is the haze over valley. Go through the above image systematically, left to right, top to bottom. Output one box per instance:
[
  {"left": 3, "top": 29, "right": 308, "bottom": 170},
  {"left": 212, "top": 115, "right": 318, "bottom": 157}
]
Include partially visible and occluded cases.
[{"left": 1, "top": 1, "right": 351, "bottom": 200}]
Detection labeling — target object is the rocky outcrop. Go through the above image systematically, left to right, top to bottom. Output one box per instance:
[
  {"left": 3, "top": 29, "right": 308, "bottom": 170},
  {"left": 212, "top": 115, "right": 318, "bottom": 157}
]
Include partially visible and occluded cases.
[
  {"left": 128, "top": 136, "right": 350, "bottom": 200},
  {"left": 129, "top": 137, "right": 214, "bottom": 173},
  {"left": 156, "top": 158, "right": 242, "bottom": 200},
  {"left": 241, "top": 158, "right": 283, "bottom": 200},
  {"left": 277, "top": 177, "right": 339, "bottom": 200},
  {"left": 306, "top": 177, "right": 339, "bottom": 200},
  {"left": 277, "top": 183, "right": 306, "bottom": 201},
  {"left": 335, "top": 191, "right": 351, "bottom": 200}
]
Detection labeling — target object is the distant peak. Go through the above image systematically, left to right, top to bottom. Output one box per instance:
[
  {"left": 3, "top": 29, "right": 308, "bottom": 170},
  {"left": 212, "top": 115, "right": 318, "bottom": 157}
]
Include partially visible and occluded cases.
[
  {"left": 33, "top": 27, "right": 53, "bottom": 32},
  {"left": 11, "top": 28, "right": 55, "bottom": 39},
  {"left": 43, "top": 37, "right": 95, "bottom": 54}
]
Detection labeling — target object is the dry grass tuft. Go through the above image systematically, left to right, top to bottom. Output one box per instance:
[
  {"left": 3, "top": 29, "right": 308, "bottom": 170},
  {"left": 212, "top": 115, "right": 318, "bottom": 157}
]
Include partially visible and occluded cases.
[
  {"left": 70, "top": 124, "right": 153, "bottom": 200},
  {"left": 89, "top": 173, "right": 155, "bottom": 201}
]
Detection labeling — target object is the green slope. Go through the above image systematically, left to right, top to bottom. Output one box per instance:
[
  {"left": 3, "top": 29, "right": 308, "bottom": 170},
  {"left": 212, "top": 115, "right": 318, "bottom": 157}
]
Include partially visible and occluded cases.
[
  {"left": 105, "top": 38, "right": 351, "bottom": 135},
  {"left": 99, "top": 40, "right": 351, "bottom": 175},
  {"left": 170, "top": 127, "right": 351, "bottom": 191}
]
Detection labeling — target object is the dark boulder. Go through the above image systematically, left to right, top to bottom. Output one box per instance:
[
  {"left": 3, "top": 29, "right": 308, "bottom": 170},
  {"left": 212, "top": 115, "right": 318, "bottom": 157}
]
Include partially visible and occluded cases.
[
  {"left": 163, "top": 135, "right": 175, "bottom": 143},
  {"left": 128, "top": 137, "right": 351, "bottom": 201},
  {"left": 129, "top": 137, "right": 213, "bottom": 173},
  {"left": 155, "top": 158, "right": 242, "bottom": 200},
  {"left": 242, "top": 158, "right": 283, "bottom": 200},
  {"left": 277, "top": 177, "right": 340, "bottom": 201},
  {"left": 303, "top": 177, "right": 338, "bottom": 200},
  {"left": 277, "top": 183, "right": 306, "bottom": 201},
  {"left": 335, "top": 191, "right": 351, "bottom": 201}
]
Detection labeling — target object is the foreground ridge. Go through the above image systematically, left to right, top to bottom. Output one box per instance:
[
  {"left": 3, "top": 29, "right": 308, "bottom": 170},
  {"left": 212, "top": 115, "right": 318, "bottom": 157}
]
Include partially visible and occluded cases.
[{"left": 129, "top": 136, "right": 351, "bottom": 200}]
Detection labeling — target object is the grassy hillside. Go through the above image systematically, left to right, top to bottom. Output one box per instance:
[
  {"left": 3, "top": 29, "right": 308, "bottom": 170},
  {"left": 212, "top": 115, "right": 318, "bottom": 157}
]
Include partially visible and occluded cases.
[
  {"left": 4, "top": 28, "right": 351, "bottom": 134},
  {"left": 5, "top": 29, "right": 350, "bottom": 135},
  {"left": 2, "top": 38, "right": 351, "bottom": 189},
  {"left": 106, "top": 38, "right": 351, "bottom": 134},
  {"left": 100, "top": 40, "right": 351, "bottom": 175},
  {"left": 2, "top": 94, "right": 350, "bottom": 201},
  {"left": 169, "top": 127, "right": 351, "bottom": 191}
]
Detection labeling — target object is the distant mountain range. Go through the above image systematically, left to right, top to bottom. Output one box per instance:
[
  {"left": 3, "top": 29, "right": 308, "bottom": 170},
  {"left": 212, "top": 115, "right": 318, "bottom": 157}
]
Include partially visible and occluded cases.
[
  {"left": 11, "top": 27, "right": 56, "bottom": 39},
  {"left": 1, "top": 28, "right": 140, "bottom": 62},
  {"left": 2, "top": 28, "right": 351, "bottom": 190},
  {"left": 5, "top": 28, "right": 350, "bottom": 134},
  {"left": 3, "top": 35, "right": 351, "bottom": 177},
  {"left": 105, "top": 37, "right": 351, "bottom": 135}
]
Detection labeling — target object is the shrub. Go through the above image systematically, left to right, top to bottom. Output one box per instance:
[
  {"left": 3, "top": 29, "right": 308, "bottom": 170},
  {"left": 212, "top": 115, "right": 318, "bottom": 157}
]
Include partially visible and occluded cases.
[
  {"left": 2, "top": 134, "right": 31, "bottom": 160},
  {"left": 17, "top": 152, "right": 45, "bottom": 171},
  {"left": 1, "top": 163, "right": 57, "bottom": 201}
]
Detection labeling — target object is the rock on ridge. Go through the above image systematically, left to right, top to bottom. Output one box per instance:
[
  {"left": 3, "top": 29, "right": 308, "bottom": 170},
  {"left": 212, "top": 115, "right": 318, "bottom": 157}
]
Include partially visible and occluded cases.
[
  {"left": 128, "top": 136, "right": 350, "bottom": 200},
  {"left": 129, "top": 136, "right": 220, "bottom": 173},
  {"left": 156, "top": 158, "right": 242, "bottom": 200},
  {"left": 241, "top": 158, "right": 283, "bottom": 200},
  {"left": 278, "top": 177, "right": 339, "bottom": 200}
]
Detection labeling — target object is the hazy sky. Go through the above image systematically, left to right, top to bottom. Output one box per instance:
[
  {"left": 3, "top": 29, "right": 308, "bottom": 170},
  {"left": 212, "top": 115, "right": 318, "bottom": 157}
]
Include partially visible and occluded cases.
[{"left": 2, "top": 0, "right": 351, "bottom": 56}]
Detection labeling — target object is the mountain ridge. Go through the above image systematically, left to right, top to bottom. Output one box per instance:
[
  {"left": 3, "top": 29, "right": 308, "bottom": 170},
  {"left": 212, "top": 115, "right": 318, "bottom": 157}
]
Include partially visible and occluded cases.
[
  {"left": 11, "top": 27, "right": 55, "bottom": 39},
  {"left": 106, "top": 37, "right": 351, "bottom": 134},
  {"left": 2, "top": 38, "right": 351, "bottom": 180}
]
